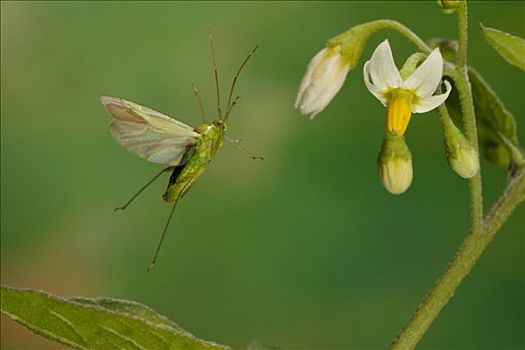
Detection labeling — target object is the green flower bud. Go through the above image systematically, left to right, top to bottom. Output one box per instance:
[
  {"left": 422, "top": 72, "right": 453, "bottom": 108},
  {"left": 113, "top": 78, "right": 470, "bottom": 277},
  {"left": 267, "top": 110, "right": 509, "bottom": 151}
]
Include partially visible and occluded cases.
[
  {"left": 436, "top": 0, "right": 463, "bottom": 14},
  {"left": 399, "top": 52, "right": 427, "bottom": 80},
  {"left": 442, "top": 118, "right": 479, "bottom": 178},
  {"left": 378, "top": 133, "right": 413, "bottom": 195}
]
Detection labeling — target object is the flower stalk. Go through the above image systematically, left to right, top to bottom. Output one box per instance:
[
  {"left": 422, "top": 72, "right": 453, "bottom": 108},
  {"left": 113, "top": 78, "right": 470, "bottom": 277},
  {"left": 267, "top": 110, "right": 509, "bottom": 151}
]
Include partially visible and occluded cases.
[{"left": 390, "top": 1, "right": 524, "bottom": 349}]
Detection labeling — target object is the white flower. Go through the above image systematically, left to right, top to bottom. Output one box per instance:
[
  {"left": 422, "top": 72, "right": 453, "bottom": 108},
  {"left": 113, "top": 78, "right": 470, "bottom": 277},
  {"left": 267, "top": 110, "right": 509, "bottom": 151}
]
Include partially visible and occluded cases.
[
  {"left": 363, "top": 40, "right": 452, "bottom": 135},
  {"left": 295, "top": 45, "right": 351, "bottom": 119}
]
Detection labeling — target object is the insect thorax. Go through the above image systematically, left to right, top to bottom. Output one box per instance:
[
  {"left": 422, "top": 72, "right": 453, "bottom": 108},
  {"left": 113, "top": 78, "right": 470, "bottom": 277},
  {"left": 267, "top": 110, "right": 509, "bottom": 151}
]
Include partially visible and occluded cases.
[{"left": 195, "top": 122, "right": 225, "bottom": 160}]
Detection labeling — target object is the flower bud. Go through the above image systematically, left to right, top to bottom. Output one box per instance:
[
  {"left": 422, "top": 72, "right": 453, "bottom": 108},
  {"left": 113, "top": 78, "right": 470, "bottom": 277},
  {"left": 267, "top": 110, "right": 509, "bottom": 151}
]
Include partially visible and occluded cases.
[
  {"left": 436, "top": 0, "right": 462, "bottom": 14},
  {"left": 295, "top": 23, "right": 374, "bottom": 119},
  {"left": 295, "top": 44, "right": 351, "bottom": 119},
  {"left": 442, "top": 118, "right": 479, "bottom": 178},
  {"left": 378, "top": 133, "right": 413, "bottom": 195}
]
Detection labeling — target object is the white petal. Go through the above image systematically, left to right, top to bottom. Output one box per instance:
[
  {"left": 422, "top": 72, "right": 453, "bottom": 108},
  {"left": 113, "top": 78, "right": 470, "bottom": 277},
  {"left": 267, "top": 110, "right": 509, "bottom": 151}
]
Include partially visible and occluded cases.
[
  {"left": 368, "top": 40, "right": 402, "bottom": 90},
  {"left": 295, "top": 46, "right": 350, "bottom": 118},
  {"left": 295, "top": 48, "right": 327, "bottom": 108},
  {"left": 403, "top": 48, "right": 444, "bottom": 98},
  {"left": 363, "top": 61, "right": 387, "bottom": 106},
  {"left": 301, "top": 63, "right": 350, "bottom": 118},
  {"left": 412, "top": 80, "right": 452, "bottom": 113}
]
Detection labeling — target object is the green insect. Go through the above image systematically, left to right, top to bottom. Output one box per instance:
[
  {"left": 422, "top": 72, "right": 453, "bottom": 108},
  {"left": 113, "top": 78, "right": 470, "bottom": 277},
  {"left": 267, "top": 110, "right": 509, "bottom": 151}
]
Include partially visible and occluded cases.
[{"left": 101, "top": 37, "right": 261, "bottom": 271}]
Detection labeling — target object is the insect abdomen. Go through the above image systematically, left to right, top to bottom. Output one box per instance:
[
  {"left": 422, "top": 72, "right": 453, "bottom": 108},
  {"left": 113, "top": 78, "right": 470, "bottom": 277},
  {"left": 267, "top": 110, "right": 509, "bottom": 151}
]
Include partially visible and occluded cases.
[
  {"left": 162, "top": 160, "right": 206, "bottom": 204},
  {"left": 167, "top": 166, "right": 185, "bottom": 186}
]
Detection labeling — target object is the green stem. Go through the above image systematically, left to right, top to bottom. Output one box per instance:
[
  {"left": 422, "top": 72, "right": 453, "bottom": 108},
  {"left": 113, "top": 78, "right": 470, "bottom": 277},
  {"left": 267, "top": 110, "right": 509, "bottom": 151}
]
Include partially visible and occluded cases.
[
  {"left": 455, "top": 1, "right": 484, "bottom": 235},
  {"left": 456, "top": 2, "right": 468, "bottom": 72},
  {"left": 337, "top": 19, "right": 431, "bottom": 55},
  {"left": 358, "top": 19, "right": 432, "bottom": 53},
  {"left": 372, "top": 20, "right": 432, "bottom": 53},
  {"left": 454, "top": 71, "right": 484, "bottom": 234},
  {"left": 390, "top": 168, "right": 525, "bottom": 350}
]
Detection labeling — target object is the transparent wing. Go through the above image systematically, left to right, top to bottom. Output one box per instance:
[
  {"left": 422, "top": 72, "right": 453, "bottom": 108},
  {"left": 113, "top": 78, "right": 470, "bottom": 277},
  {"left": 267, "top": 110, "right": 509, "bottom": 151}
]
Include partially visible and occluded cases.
[{"left": 101, "top": 96, "right": 201, "bottom": 166}]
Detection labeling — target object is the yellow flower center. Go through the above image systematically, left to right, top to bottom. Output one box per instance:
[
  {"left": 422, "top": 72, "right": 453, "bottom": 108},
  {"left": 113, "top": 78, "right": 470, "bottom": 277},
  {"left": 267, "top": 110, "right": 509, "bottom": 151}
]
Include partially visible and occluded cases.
[{"left": 385, "top": 90, "right": 415, "bottom": 136}]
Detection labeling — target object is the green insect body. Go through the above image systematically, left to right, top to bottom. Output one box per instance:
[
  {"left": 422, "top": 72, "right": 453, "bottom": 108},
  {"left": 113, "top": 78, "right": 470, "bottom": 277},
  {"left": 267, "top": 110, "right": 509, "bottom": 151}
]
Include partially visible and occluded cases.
[{"left": 163, "top": 122, "right": 225, "bottom": 204}]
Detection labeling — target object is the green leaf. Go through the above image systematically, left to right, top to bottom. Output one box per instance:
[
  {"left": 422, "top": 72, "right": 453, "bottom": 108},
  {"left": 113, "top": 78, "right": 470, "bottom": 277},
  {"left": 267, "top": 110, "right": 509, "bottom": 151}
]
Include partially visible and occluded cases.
[
  {"left": 481, "top": 24, "right": 525, "bottom": 71},
  {"left": 445, "top": 68, "right": 521, "bottom": 166},
  {"left": 1, "top": 286, "right": 230, "bottom": 350},
  {"left": 68, "top": 296, "right": 183, "bottom": 331}
]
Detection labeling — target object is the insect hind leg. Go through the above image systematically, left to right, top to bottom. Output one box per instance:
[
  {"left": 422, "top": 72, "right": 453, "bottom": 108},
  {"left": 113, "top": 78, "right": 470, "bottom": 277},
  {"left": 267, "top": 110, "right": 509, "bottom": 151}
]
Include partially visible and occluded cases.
[
  {"left": 114, "top": 166, "right": 175, "bottom": 212},
  {"left": 147, "top": 199, "right": 179, "bottom": 271}
]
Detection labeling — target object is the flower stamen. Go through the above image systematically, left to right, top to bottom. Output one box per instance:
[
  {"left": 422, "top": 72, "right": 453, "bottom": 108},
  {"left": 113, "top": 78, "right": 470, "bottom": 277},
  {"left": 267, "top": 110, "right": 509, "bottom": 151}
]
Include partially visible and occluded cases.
[{"left": 385, "top": 90, "right": 414, "bottom": 136}]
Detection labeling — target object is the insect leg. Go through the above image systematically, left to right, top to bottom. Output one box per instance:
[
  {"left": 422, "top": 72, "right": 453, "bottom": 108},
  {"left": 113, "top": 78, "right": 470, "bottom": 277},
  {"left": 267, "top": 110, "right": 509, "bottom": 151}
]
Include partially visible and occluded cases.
[
  {"left": 226, "top": 135, "right": 264, "bottom": 160},
  {"left": 114, "top": 166, "right": 175, "bottom": 212},
  {"left": 147, "top": 200, "right": 179, "bottom": 271}
]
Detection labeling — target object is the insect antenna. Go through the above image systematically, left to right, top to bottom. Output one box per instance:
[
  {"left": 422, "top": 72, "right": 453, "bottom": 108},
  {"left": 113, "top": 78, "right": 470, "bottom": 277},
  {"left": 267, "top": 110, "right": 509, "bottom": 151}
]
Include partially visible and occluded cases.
[
  {"left": 209, "top": 32, "right": 223, "bottom": 120},
  {"left": 224, "top": 45, "right": 259, "bottom": 121},
  {"left": 192, "top": 82, "right": 207, "bottom": 123},
  {"left": 114, "top": 166, "right": 175, "bottom": 212},
  {"left": 147, "top": 200, "right": 179, "bottom": 271}
]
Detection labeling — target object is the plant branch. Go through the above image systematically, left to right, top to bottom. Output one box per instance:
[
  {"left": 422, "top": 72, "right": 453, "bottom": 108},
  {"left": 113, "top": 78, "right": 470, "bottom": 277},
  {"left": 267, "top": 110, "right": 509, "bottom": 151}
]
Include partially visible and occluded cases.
[
  {"left": 454, "top": 2, "right": 484, "bottom": 235},
  {"left": 456, "top": 2, "right": 468, "bottom": 72},
  {"left": 363, "top": 20, "right": 432, "bottom": 53},
  {"left": 455, "top": 74, "right": 484, "bottom": 234},
  {"left": 390, "top": 168, "right": 525, "bottom": 350}
]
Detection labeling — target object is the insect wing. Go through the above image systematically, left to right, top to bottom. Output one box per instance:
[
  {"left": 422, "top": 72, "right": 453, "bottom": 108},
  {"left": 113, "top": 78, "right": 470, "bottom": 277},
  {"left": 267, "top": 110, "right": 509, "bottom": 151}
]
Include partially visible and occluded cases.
[{"left": 101, "top": 96, "right": 200, "bottom": 165}]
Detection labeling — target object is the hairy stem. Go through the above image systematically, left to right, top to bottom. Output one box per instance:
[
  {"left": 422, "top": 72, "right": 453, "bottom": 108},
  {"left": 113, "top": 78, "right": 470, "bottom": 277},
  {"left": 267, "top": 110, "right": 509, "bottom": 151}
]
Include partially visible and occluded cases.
[
  {"left": 455, "top": 2, "right": 484, "bottom": 235},
  {"left": 456, "top": 3, "right": 468, "bottom": 71},
  {"left": 362, "top": 19, "right": 432, "bottom": 53},
  {"left": 455, "top": 72, "right": 484, "bottom": 234},
  {"left": 390, "top": 168, "right": 525, "bottom": 350}
]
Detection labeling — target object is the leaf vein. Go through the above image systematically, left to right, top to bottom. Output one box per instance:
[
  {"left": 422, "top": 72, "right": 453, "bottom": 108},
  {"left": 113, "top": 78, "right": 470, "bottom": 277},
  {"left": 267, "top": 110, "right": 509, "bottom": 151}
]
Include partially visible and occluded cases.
[
  {"left": 47, "top": 309, "right": 88, "bottom": 346},
  {"left": 100, "top": 325, "right": 147, "bottom": 350}
]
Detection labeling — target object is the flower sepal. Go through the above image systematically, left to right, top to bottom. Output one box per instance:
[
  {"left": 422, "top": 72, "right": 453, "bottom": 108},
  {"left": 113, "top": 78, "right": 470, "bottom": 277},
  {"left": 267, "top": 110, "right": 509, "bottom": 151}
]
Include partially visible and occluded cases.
[{"left": 327, "top": 25, "right": 371, "bottom": 71}]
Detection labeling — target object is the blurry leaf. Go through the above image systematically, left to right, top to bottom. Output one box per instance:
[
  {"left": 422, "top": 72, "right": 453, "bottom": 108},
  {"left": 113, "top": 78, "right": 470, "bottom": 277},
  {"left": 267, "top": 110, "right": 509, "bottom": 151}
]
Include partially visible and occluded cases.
[
  {"left": 481, "top": 24, "right": 525, "bottom": 71},
  {"left": 427, "top": 38, "right": 458, "bottom": 63},
  {"left": 445, "top": 68, "right": 521, "bottom": 166},
  {"left": 1, "top": 286, "right": 230, "bottom": 350},
  {"left": 69, "top": 296, "right": 183, "bottom": 331},
  {"left": 246, "top": 339, "right": 282, "bottom": 350}
]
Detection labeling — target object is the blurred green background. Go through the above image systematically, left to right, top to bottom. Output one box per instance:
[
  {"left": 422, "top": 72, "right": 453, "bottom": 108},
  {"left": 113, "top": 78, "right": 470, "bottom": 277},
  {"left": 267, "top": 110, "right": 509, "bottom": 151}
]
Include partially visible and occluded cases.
[{"left": 1, "top": 1, "right": 524, "bottom": 349}]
